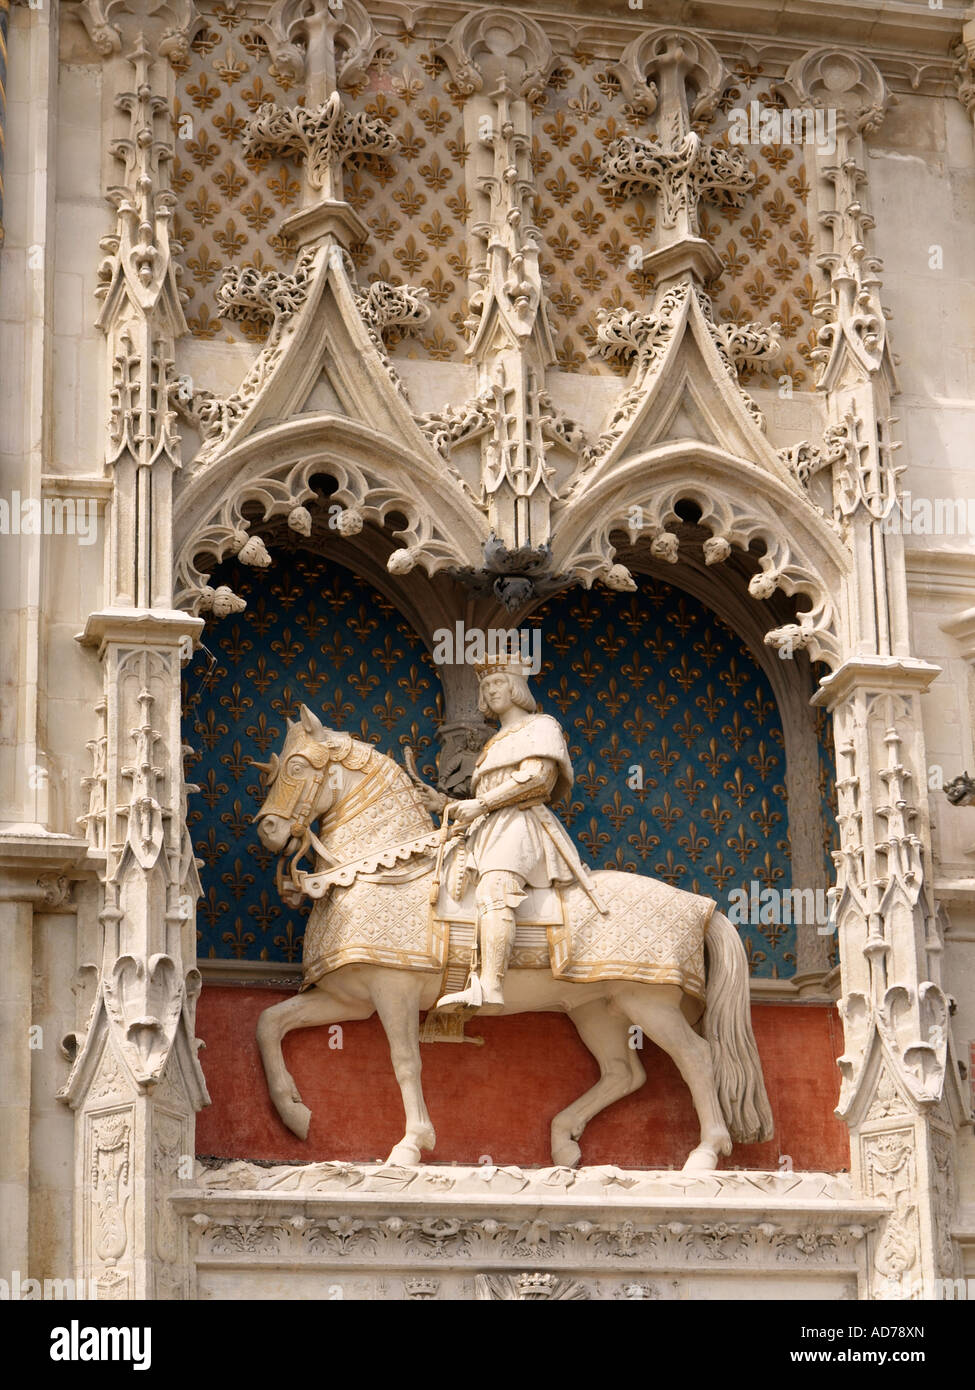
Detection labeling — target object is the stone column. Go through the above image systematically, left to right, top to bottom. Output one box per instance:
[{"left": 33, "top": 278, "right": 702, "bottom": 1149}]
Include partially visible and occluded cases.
[{"left": 780, "top": 48, "right": 969, "bottom": 1297}]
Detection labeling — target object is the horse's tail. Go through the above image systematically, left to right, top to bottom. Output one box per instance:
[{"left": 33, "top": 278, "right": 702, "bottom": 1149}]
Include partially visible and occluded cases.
[{"left": 702, "top": 909, "right": 774, "bottom": 1144}]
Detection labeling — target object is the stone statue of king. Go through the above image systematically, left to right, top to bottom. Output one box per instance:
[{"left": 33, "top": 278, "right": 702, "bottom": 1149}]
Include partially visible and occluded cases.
[{"left": 436, "top": 654, "right": 604, "bottom": 1014}]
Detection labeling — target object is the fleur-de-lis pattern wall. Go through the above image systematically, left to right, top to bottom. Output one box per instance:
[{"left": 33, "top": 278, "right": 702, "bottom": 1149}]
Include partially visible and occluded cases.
[
  {"left": 170, "top": 11, "right": 816, "bottom": 383},
  {"left": 183, "top": 552, "right": 835, "bottom": 976}
]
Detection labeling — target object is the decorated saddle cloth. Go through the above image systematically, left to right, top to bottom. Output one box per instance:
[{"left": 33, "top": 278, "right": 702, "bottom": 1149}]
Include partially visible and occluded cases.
[{"left": 301, "top": 864, "right": 712, "bottom": 1003}]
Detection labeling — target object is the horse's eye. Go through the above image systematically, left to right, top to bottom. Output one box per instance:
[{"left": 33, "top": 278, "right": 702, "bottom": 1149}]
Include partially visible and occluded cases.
[{"left": 286, "top": 757, "right": 306, "bottom": 777}]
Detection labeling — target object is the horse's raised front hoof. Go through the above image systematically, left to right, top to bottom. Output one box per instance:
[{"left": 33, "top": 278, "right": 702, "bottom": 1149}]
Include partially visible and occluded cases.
[
  {"left": 274, "top": 1095, "right": 312, "bottom": 1141},
  {"left": 551, "top": 1131, "right": 582, "bottom": 1169},
  {"left": 385, "top": 1141, "right": 422, "bottom": 1167},
  {"left": 681, "top": 1144, "right": 721, "bottom": 1173}
]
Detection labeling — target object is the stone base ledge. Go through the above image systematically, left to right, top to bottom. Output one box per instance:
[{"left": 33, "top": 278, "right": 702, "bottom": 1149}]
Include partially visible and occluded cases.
[{"left": 173, "top": 1163, "right": 885, "bottom": 1300}]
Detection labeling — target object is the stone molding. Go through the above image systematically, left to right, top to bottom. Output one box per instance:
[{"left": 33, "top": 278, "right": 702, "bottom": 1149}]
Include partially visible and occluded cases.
[{"left": 175, "top": 1162, "right": 883, "bottom": 1299}]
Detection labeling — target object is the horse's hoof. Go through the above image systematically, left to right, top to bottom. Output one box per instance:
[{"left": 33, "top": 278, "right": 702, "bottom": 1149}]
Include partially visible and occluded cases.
[
  {"left": 277, "top": 1099, "right": 312, "bottom": 1141},
  {"left": 551, "top": 1136, "right": 582, "bottom": 1169},
  {"left": 385, "top": 1142, "right": 422, "bottom": 1167},
  {"left": 682, "top": 1144, "right": 720, "bottom": 1172}
]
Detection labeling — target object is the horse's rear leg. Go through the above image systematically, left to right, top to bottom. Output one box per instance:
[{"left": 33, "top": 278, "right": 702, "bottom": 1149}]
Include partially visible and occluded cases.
[
  {"left": 370, "top": 972, "right": 436, "bottom": 1166},
  {"left": 618, "top": 983, "right": 732, "bottom": 1171},
  {"left": 257, "top": 987, "right": 372, "bottom": 1141},
  {"left": 551, "top": 1000, "right": 646, "bottom": 1168}
]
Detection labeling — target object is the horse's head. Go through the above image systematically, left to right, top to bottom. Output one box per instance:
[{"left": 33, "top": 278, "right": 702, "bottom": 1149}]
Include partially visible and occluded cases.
[{"left": 253, "top": 704, "right": 341, "bottom": 857}]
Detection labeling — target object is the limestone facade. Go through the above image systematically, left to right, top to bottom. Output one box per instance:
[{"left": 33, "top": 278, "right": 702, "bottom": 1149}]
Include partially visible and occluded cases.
[{"left": 2, "top": 0, "right": 975, "bottom": 1300}]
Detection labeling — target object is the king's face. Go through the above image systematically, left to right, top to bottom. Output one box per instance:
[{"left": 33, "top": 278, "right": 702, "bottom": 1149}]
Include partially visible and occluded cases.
[{"left": 481, "top": 673, "right": 514, "bottom": 715}]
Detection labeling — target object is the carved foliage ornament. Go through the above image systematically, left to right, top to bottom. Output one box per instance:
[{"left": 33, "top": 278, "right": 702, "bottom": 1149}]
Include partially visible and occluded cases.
[{"left": 244, "top": 94, "right": 398, "bottom": 195}]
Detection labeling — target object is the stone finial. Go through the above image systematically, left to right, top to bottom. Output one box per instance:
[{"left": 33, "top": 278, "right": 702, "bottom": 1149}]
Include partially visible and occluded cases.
[
  {"left": 77, "top": 0, "right": 203, "bottom": 60},
  {"left": 259, "top": 0, "right": 384, "bottom": 102},
  {"left": 436, "top": 8, "right": 557, "bottom": 103},
  {"left": 612, "top": 27, "right": 730, "bottom": 129},
  {"left": 776, "top": 48, "right": 891, "bottom": 136}
]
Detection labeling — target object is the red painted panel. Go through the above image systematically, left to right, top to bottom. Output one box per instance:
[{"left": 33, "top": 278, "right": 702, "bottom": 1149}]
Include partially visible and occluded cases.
[{"left": 195, "top": 987, "right": 850, "bottom": 1172}]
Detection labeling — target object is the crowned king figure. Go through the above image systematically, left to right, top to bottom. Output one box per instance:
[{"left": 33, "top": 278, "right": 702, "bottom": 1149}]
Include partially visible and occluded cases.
[{"left": 436, "top": 654, "right": 604, "bottom": 1014}]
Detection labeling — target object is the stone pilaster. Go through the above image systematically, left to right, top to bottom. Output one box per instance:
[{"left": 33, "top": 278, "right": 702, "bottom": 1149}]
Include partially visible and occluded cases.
[
  {"left": 61, "top": 0, "right": 210, "bottom": 1300},
  {"left": 438, "top": 9, "right": 560, "bottom": 557},
  {"left": 781, "top": 47, "right": 969, "bottom": 1297},
  {"left": 0, "top": 833, "right": 87, "bottom": 1284}
]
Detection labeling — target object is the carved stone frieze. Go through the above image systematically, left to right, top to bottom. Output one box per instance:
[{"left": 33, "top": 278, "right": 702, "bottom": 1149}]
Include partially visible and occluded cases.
[{"left": 176, "top": 1162, "right": 880, "bottom": 1299}]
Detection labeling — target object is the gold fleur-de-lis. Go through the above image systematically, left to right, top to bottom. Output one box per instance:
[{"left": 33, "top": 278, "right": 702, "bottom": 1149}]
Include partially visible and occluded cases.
[
  {"left": 212, "top": 46, "right": 248, "bottom": 85},
  {"left": 647, "top": 681, "right": 677, "bottom": 719},
  {"left": 373, "top": 691, "right": 406, "bottom": 731},
  {"left": 573, "top": 705, "right": 606, "bottom": 744},
  {"left": 622, "top": 707, "right": 655, "bottom": 746},
  {"left": 673, "top": 710, "right": 704, "bottom": 749},
  {"left": 721, "top": 711, "right": 751, "bottom": 752},
  {"left": 598, "top": 733, "right": 630, "bottom": 774},
  {"left": 649, "top": 737, "right": 680, "bottom": 778},
  {"left": 699, "top": 738, "right": 731, "bottom": 780},
  {"left": 747, "top": 740, "right": 780, "bottom": 780},
  {"left": 576, "top": 760, "right": 609, "bottom": 802},
  {"left": 675, "top": 765, "right": 707, "bottom": 807},
  {"left": 723, "top": 767, "right": 755, "bottom": 809},
  {"left": 601, "top": 789, "right": 634, "bottom": 832},
  {"left": 651, "top": 791, "right": 683, "bottom": 834},
  {"left": 701, "top": 796, "right": 733, "bottom": 836},
  {"left": 578, "top": 818, "right": 610, "bottom": 860},
  {"left": 626, "top": 820, "right": 660, "bottom": 862},
  {"left": 677, "top": 822, "right": 710, "bottom": 863},
  {"left": 726, "top": 823, "right": 758, "bottom": 865},
  {"left": 194, "top": 827, "right": 230, "bottom": 869},
  {"left": 653, "top": 849, "right": 687, "bottom": 887},
  {"left": 703, "top": 851, "right": 736, "bottom": 893},
  {"left": 754, "top": 851, "right": 786, "bottom": 892},
  {"left": 221, "top": 857, "right": 255, "bottom": 901},
  {"left": 246, "top": 889, "right": 281, "bottom": 935},
  {"left": 221, "top": 917, "right": 255, "bottom": 960},
  {"left": 272, "top": 919, "right": 304, "bottom": 963}
]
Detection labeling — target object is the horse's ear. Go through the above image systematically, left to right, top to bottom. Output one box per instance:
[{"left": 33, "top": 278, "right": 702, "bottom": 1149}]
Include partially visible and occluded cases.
[{"left": 300, "top": 704, "right": 324, "bottom": 737}]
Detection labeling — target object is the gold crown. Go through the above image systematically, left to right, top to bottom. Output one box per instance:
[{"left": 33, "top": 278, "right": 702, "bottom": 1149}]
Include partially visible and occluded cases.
[{"left": 473, "top": 651, "right": 534, "bottom": 681}]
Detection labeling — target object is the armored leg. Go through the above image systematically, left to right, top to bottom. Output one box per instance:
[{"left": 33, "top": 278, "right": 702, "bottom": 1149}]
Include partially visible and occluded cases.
[{"left": 436, "top": 871, "right": 524, "bottom": 1013}]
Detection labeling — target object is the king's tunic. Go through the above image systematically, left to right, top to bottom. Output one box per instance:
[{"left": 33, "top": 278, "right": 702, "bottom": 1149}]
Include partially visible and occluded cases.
[{"left": 464, "top": 712, "right": 586, "bottom": 889}]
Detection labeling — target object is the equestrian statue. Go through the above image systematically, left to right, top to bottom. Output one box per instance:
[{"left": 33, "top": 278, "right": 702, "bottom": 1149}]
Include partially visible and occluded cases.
[{"left": 252, "top": 653, "right": 773, "bottom": 1170}]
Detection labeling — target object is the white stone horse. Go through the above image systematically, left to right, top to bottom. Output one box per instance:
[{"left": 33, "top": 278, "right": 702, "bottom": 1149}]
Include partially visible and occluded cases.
[{"left": 252, "top": 706, "right": 773, "bottom": 1171}]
